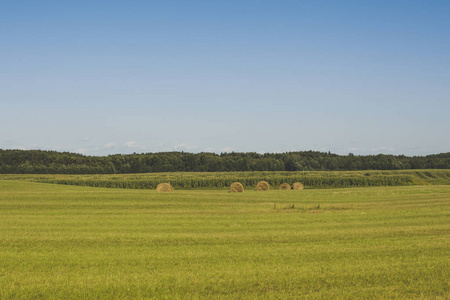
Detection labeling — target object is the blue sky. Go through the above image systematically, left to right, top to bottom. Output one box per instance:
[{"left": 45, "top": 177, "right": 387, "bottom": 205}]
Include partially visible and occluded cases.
[{"left": 1, "top": 0, "right": 449, "bottom": 156}]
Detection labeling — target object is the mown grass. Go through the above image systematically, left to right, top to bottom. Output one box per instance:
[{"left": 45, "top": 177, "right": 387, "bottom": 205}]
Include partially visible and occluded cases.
[
  {"left": 2, "top": 169, "right": 450, "bottom": 190},
  {"left": 0, "top": 180, "right": 449, "bottom": 299}
]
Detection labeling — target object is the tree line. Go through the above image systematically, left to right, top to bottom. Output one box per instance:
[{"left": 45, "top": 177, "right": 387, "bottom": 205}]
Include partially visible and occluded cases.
[{"left": 0, "top": 149, "right": 449, "bottom": 174}]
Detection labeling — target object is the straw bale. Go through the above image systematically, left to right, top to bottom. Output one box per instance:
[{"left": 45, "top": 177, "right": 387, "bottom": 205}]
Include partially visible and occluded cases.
[
  {"left": 256, "top": 181, "right": 270, "bottom": 191},
  {"left": 230, "top": 182, "right": 244, "bottom": 193},
  {"left": 292, "top": 182, "right": 304, "bottom": 190},
  {"left": 156, "top": 183, "right": 174, "bottom": 192},
  {"left": 279, "top": 183, "right": 291, "bottom": 190}
]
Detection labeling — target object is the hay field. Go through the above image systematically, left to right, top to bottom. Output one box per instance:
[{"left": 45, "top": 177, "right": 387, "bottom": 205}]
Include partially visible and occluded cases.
[
  {"left": 2, "top": 169, "right": 450, "bottom": 190},
  {"left": 0, "top": 180, "right": 449, "bottom": 299}
]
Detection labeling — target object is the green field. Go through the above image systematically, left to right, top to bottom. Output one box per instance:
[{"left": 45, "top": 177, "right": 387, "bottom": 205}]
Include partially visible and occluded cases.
[
  {"left": 2, "top": 169, "right": 450, "bottom": 190},
  {"left": 1, "top": 178, "right": 449, "bottom": 299}
]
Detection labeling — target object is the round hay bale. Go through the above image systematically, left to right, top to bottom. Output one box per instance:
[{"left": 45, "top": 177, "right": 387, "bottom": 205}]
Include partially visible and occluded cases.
[
  {"left": 256, "top": 181, "right": 270, "bottom": 191},
  {"left": 230, "top": 182, "right": 244, "bottom": 193},
  {"left": 292, "top": 182, "right": 304, "bottom": 190},
  {"left": 156, "top": 183, "right": 174, "bottom": 192},
  {"left": 279, "top": 183, "right": 291, "bottom": 190}
]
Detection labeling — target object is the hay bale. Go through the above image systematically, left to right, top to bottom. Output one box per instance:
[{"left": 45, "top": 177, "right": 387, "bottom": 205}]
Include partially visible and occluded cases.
[
  {"left": 256, "top": 181, "right": 270, "bottom": 191},
  {"left": 230, "top": 182, "right": 244, "bottom": 193},
  {"left": 292, "top": 182, "right": 304, "bottom": 190},
  {"left": 156, "top": 183, "right": 174, "bottom": 192},
  {"left": 279, "top": 183, "right": 291, "bottom": 190}
]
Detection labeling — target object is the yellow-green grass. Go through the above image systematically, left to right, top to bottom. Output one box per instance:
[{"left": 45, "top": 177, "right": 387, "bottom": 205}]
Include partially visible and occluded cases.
[
  {"left": 1, "top": 169, "right": 450, "bottom": 190},
  {"left": 0, "top": 180, "right": 449, "bottom": 299}
]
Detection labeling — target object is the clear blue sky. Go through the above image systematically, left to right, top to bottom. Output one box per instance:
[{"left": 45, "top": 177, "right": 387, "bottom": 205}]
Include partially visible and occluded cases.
[{"left": 1, "top": 0, "right": 449, "bottom": 156}]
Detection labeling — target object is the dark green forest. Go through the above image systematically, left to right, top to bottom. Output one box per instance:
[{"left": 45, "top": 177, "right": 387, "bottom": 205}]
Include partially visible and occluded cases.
[{"left": 1, "top": 149, "right": 449, "bottom": 174}]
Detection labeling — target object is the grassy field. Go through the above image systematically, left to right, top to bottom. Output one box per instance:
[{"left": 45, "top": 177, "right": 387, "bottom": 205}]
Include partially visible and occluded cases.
[
  {"left": 2, "top": 169, "right": 450, "bottom": 190},
  {"left": 0, "top": 179, "right": 449, "bottom": 299}
]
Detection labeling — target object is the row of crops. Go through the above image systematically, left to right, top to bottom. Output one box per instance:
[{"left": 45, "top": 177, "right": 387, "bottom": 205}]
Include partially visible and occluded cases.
[{"left": 2, "top": 170, "right": 450, "bottom": 190}]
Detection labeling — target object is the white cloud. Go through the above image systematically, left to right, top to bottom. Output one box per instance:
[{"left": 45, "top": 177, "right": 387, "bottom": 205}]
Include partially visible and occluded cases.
[
  {"left": 124, "top": 141, "right": 143, "bottom": 149},
  {"left": 103, "top": 142, "right": 116, "bottom": 149},
  {"left": 174, "top": 143, "right": 199, "bottom": 151},
  {"left": 11, "top": 145, "right": 27, "bottom": 150},
  {"left": 221, "top": 146, "right": 235, "bottom": 153},
  {"left": 343, "top": 147, "right": 396, "bottom": 155},
  {"left": 371, "top": 147, "right": 395, "bottom": 153},
  {"left": 77, "top": 148, "right": 87, "bottom": 154}
]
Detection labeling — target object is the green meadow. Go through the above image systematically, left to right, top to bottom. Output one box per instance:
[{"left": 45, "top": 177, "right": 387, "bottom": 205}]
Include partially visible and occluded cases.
[
  {"left": 2, "top": 169, "right": 450, "bottom": 190},
  {"left": 0, "top": 179, "right": 449, "bottom": 299}
]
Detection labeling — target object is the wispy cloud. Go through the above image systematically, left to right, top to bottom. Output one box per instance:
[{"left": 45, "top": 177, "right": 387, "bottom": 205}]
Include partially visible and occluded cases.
[
  {"left": 124, "top": 141, "right": 144, "bottom": 150},
  {"left": 103, "top": 142, "right": 116, "bottom": 149},
  {"left": 174, "top": 143, "right": 199, "bottom": 151},
  {"left": 11, "top": 145, "right": 27, "bottom": 150},
  {"left": 221, "top": 146, "right": 235, "bottom": 153},
  {"left": 344, "top": 147, "right": 396, "bottom": 155},
  {"left": 371, "top": 147, "right": 395, "bottom": 153},
  {"left": 77, "top": 148, "right": 88, "bottom": 154}
]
